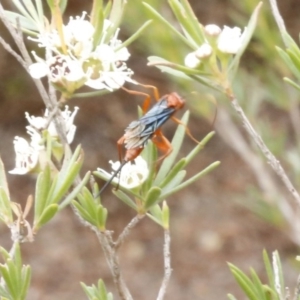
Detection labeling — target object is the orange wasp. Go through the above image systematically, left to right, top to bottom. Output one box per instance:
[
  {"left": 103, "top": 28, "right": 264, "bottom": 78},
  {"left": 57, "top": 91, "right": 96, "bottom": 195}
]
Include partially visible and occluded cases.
[{"left": 96, "top": 90, "right": 195, "bottom": 196}]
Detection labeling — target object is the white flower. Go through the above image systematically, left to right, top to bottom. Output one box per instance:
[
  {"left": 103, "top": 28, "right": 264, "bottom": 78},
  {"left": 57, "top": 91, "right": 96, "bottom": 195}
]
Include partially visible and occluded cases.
[
  {"left": 64, "top": 12, "right": 95, "bottom": 43},
  {"left": 28, "top": 13, "right": 132, "bottom": 93},
  {"left": 204, "top": 24, "right": 221, "bottom": 37},
  {"left": 217, "top": 26, "right": 246, "bottom": 54},
  {"left": 195, "top": 43, "right": 213, "bottom": 59},
  {"left": 184, "top": 52, "right": 201, "bottom": 68},
  {"left": 29, "top": 53, "right": 86, "bottom": 83},
  {"left": 25, "top": 106, "right": 79, "bottom": 144},
  {"left": 9, "top": 137, "right": 39, "bottom": 175},
  {"left": 97, "top": 156, "right": 149, "bottom": 189}
]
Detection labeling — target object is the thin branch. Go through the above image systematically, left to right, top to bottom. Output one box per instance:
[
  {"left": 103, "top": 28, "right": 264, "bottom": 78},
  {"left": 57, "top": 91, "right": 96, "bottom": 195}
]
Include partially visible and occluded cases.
[
  {"left": 0, "top": 35, "right": 26, "bottom": 67},
  {"left": 230, "top": 95, "right": 300, "bottom": 207},
  {"left": 215, "top": 106, "right": 300, "bottom": 242},
  {"left": 115, "top": 215, "right": 145, "bottom": 249},
  {"left": 94, "top": 229, "right": 133, "bottom": 300},
  {"left": 157, "top": 229, "right": 172, "bottom": 300},
  {"left": 8, "top": 241, "right": 18, "bottom": 258}
]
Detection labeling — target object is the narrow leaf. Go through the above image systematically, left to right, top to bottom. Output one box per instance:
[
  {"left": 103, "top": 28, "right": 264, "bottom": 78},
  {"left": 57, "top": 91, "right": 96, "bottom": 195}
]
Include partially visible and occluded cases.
[
  {"left": 142, "top": 2, "right": 195, "bottom": 49},
  {"left": 228, "top": 2, "right": 263, "bottom": 80},
  {"left": 154, "top": 111, "right": 189, "bottom": 184},
  {"left": 59, "top": 171, "right": 91, "bottom": 210},
  {"left": 144, "top": 187, "right": 162, "bottom": 210},
  {"left": 112, "top": 190, "right": 137, "bottom": 210},
  {"left": 34, "top": 204, "right": 58, "bottom": 230}
]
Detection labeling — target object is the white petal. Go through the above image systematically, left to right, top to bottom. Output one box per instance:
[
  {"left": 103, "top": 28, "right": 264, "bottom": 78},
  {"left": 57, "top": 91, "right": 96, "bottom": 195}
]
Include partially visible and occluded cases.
[
  {"left": 217, "top": 26, "right": 244, "bottom": 54},
  {"left": 115, "top": 47, "right": 130, "bottom": 61},
  {"left": 29, "top": 62, "right": 49, "bottom": 78},
  {"left": 9, "top": 137, "right": 39, "bottom": 175}
]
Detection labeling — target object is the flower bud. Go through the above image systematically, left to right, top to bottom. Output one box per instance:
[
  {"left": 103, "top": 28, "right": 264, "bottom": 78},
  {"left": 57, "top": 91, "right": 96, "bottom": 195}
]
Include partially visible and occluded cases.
[
  {"left": 204, "top": 24, "right": 221, "bottom": 37},
  {"left": 195, "top": 43, "right": 213, "bottom": 59},
  {"left": 184, "top": 52, "right": 201, "bottom": 68}
]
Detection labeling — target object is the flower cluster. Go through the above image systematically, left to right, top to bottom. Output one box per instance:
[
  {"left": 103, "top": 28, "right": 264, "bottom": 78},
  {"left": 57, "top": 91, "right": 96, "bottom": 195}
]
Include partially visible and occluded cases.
[
  {"left": 29, "top": 12, "right": 133, "bottom": 96},
  {"left": 184, "top": 25, "right": 247, "bottom": 68},
  {"left": 9, "top": 106, "right": 79, "bottom": 175}
]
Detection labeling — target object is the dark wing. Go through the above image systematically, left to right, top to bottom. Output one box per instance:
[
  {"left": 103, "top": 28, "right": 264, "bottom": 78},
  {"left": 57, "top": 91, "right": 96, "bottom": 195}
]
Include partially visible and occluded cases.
[{"left": 124, "top": 97, "right": 176, "bottom": 149}]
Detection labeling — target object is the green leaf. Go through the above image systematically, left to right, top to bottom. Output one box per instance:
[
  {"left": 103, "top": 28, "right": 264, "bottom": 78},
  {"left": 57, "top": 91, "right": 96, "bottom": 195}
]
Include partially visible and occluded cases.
[
  {"left": 59, "top": 0, "right": 67, "bottom": 14},
  {"left": 91, "top": 0, "right": 104, "bottom": 49},
  {"left": 106, "top": 0, "right": 127, "bottom": 43},
  {"left": 168, "top": 0, "right": 202, "bottom": 46},
  {"left": 180, "top": 0, "right": 205, "bottom": 41},
  {"left": 142, "top": 2, "right": 195, "bottom": 49},
  {"left": 228, "top": 2, "right": 263, "bottom": 80},
  {"left": 3, "top": 11, "right": 37, "bottom": 33},
  {"left": 116, "top": 20, "right": 153, "bottom": 51},
  {"left": 276, "top": 47, "right": 300, "bottom": 80},
  {"left": 286, "top": 48, "right": 300, "bottom": 71},
  {"left": 148, "top": 56, "right": 208, "bottom": 76},
  {"left": 283, "top": 77, "right": 300, "bottom": 92},
  {"left": 154, "top": 111, "right": 189, "bottom": 184},
  {"left": 185, "top": 131, "right": 215, "bottom": 165},
  {"left": 141, "top": 140, "right": 157, "bottom": 193},
  {"left": 50, "top": 146, "right": 84, "bottom": 205},
  {"left": 0, "top": 156, "right": 9, "bottom": 196},
  {"left": 159, "top": 158, "right": 186, "bottom": 188},
  {"left": 159, "top": 161, "right": 220, "bottom": 200},
  {"left": 34, "top": 166, "right": 51, "bottom": 223},
  {"left": 161, "top": 170, "right": 186, "bottom": 194},
  {"left": 59, "top": 171, "right": 91, "bottom": 209},
  {"left": 77, "top": 187, "right": 98, "bottom": 216},
  {"left": 144, "top": 187, "right": 162, "bottom": 210},
  {"left": 0, "top": 188, "right": 13, "bottom": 224},
  {"left": 112, "top": 189, "right": 137, "bottom": 210},
  {"left": 72, "top": 200, "right": 95, "bottom": 225},
  {"left": 162, "top": 201, "right": 169, "bottom": 229},
  {"left": 34, "top": 204, "right": 58, "bottom": 230},
  {"left": 147, "top": 204, "right": 164, "bottom": 227},
  {"left": 97, "top": 206, "right": 107, "bottom": 230},
  {"left": 0, "top": 247, "right": 10, "bottom": 261},
  {"left": 263, "top": 250, "right": 275, "bottom": 290},
  {"left": 272, "top": 251, "right": 285, "bottom": 297},
  {"left": 228, "top": 263, "right": 258, "bottom": 300},
  {"left": 0, "top": 264, "right": 17, "bottom": 299},
  {"left": 20, "top": 265, "right": 31, "bottom": 300},
  {"left": 250, "top": 268, "right": 267, "bottom": 300},
  {"left": 98, "top": 279, "right": 109, "bottom": 299},
  {"left": 0, "top": 283, "right": 10, "bottom": 298},
  {"left": 227, "top": 294, "right": 238, "bottom": 300}
]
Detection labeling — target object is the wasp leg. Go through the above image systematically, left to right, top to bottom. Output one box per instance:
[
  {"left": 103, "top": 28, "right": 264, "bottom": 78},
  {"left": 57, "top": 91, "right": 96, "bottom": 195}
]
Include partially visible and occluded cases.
[
  {"left": 135, "top": 83, "right": 160, "bottom": 102},
  {"left": 121, "top": 86, "right": 152, "bottom": 113},
  {"left": 171, "top": 116, "right": 200, "bottom": 144},
  {"left": 152, "top": 129, "right": 173, "bottom": 162},
  {"left": 117, "top": 136, "right": 126, "bottom": 163}
]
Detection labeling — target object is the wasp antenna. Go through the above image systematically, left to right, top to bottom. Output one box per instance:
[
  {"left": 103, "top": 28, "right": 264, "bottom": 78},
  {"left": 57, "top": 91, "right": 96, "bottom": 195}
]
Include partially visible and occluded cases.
[{"left": 95, "top": 161, "right": 128, "bottom": 198}]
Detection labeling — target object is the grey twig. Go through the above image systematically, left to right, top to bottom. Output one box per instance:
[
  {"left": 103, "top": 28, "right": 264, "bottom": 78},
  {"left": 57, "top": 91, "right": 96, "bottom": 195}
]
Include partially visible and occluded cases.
[
  {"left": 0, "top": 35, "right": 26, "bottom": 67},
  {"left": 230, "top": 95, "right": 300, "bottom": 207},
  {"left": 215, "top": 106, "right": 300, "bottom": 245},
  {"left": 115, "top": 215, "right": 144, "bottom": 249},
  {"left": 94, "top": 229, "right": 133, "bottom": 300},
  {"left": 157, "top": 229, "right": 172, "bottom": 300}
]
